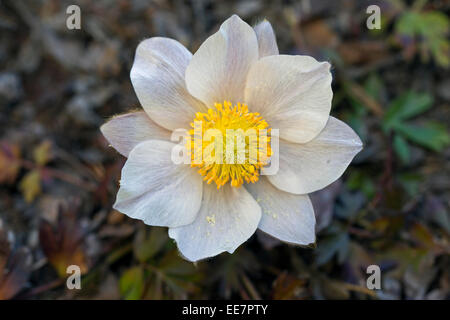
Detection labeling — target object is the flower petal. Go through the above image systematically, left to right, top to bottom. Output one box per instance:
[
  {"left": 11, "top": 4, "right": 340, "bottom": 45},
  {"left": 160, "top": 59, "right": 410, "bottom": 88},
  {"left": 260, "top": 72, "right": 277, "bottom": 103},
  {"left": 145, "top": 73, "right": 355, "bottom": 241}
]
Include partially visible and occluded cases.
[
  {"left": 185, "top": 15, "right": 259, "bottom": 107},
  {"left": 254, "top": 20, "right": 279, "bottom": 57},
  {"left": 130, "top": 37, "right": 206, "bottom": 131},
  {"left": 245, "top": 55, "right": 333, "bottom": 143},
  {"left": 100, "top": 111, "right": 171, "bottom": 157},
  {"left": 266, "top": 117, "right": 363, "bottom": 194},
  {"left": 114, "top": 140, "right": 203, "bottom": 228},
  {"left": 246, "top": 177, "right": 315, "bottom": 245},
  {"left": 168, "top": 183, "right": 261, "bottom": 262}
]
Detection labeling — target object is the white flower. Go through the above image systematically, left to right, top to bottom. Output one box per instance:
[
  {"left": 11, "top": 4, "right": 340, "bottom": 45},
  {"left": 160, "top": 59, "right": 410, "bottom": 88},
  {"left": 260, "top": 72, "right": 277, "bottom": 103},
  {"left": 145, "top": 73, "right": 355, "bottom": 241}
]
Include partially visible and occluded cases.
[{"left": 101, "top": 15, "right": 363, "bottom": 262}]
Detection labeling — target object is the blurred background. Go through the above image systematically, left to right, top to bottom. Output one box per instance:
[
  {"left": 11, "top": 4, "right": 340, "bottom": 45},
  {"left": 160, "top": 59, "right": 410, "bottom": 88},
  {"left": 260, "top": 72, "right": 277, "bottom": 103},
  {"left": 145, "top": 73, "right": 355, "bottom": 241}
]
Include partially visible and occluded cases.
[{"left": 0, "top": 0, "right": 449, "bottom": 300}]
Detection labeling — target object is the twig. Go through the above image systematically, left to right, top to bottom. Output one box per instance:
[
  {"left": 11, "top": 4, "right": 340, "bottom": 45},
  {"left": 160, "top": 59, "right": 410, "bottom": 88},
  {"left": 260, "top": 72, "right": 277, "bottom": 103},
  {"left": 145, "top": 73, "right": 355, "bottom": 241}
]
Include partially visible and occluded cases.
[
  {"left": 346, "top": 53, "right": 404, "bottom": 79},
  {"left": 345, "top": 82, "right": 384, "bottom": 117},
  {"left": 53, "top": 146, "right": 98, "bottom": 181},
  {"left": 19, "top": 159, "right": 97, "bottom": 191},
  {"left": 44, "top": 168, "right": 97, "bottom": 191},
  {"left": 348, "top": 226, "right": 375, "bottom": 238},
  {"left": 241, "top": 273, "right": 261, "bottom": 300},
  {"left": 21, "top": 278, "right": 65, "bottom": 298},
  {"left": 342, "top": 282, "right": 378, "bottom": 298}
]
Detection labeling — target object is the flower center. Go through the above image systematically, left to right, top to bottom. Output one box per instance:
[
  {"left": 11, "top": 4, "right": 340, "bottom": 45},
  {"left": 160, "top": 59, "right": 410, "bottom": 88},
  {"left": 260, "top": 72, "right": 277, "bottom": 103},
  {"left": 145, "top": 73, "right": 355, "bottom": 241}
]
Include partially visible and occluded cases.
[{"left": 188, "top": 101, "right": 272, "bottom": 189}]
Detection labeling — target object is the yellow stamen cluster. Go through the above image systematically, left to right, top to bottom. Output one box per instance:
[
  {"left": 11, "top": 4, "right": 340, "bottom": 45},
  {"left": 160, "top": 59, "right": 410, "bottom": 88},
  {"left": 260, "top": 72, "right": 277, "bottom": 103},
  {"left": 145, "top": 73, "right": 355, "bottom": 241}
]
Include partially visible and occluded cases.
[{"left": 187, "top": 101, "right": 272, "bottom": 189}]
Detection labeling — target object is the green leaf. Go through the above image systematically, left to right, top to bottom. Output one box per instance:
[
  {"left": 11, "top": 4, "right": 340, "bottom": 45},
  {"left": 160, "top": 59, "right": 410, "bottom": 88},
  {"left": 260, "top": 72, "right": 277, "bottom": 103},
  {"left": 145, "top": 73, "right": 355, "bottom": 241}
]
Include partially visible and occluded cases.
[
  {"left": 395, "top": 10, "right": 449, "bottom": 68},
  {"left": 418, "top": 11, "right": 449, "bottom": 68},
  {"left": 395, "top": 12, "right": 421, "bottom": 37},
  {"left": 419, "top": 12, "right": 449, "bottom": 38},
  {"left": 429, "top": 37, "right": 449, "bottom": 68},
  {"left": 364, "top": 73, "right": 385, "bottom": 100},
  {"left": 348, "top": 74, "right": 385, "bottom": 117},
  {"left": 384, "top": 92, "right": 433, "bottom": 129},
  {"left": 347, "top": 114, "right": 368, "bottom": 143},
  {"left": 394, "top": 121, "right": 450, "bottom": 151},
  {"left": 393, "top": 134, "right": 411, "bottom": 164},
  {"left": 33, "top": 140, "right": 52, "bottom": 166},
  {"left": 19, "top": 170, "right": 41, "bottom": 203},
  {"left": 346, "top": 170, "right": 375, "bottom": 199},
  {"left": 335, "top": 191, "right": 366, "bottom": 219},
  {"left": 133, "top": 226, "right": 167, "bottom": 262},
  {"left": 315, "top": 233, "right": 349, "bottom": 266},
  {"left": 155, "top": 250, "right": 201, "bottom": 295},
  {"left": 158, "top": 250, "right": 198, "bottom": 277},
  {"left": 119, "top": 266, "right": 144, "bottom": 300}
]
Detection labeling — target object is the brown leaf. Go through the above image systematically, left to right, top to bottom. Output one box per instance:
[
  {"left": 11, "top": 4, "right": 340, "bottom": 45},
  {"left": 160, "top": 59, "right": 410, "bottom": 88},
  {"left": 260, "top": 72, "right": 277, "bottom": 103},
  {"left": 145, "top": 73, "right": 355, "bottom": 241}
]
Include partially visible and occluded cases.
[
  {"left": 301, "top": 20, "right": 339, "bottom": 50},
  {"left": 337, "top": 41, "right": 388, "bottom": 65},
  {"left": 0, "top": 142, "right": 21, "bottom": 184},
  {"left": 39, "top": 201, "right": 89, "bottom": 278},
  {"left": 410, "top": 223, "right": 435, "bottom": 249},
  {"left": 0, "top": 230, "right": 32, "bottom": 300},
  {"left": 272, "top": 272, "right": 306, "bottom": 300}
]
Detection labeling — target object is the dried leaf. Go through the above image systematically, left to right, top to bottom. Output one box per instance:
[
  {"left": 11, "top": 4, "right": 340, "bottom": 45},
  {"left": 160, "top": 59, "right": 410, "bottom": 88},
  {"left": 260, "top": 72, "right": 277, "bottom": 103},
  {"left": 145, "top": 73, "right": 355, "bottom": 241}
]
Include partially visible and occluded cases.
[
  {"left": 33, "top": 140, "right": 52, "bottom": 166},
  {"left": 0, "top": 142, "right": 21, "bottom": 184},
  {"left": 19, "top": 169, "right": 41, "bottom": 203},
  {"left": 39, "top": 202, "right": 89, "bottom": 278},
  {"left": 0, "top": 231, "right": 32, "bottom": 299},
  {"left": 272, "top": 272, "right": 306, "bottom": 300}
]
